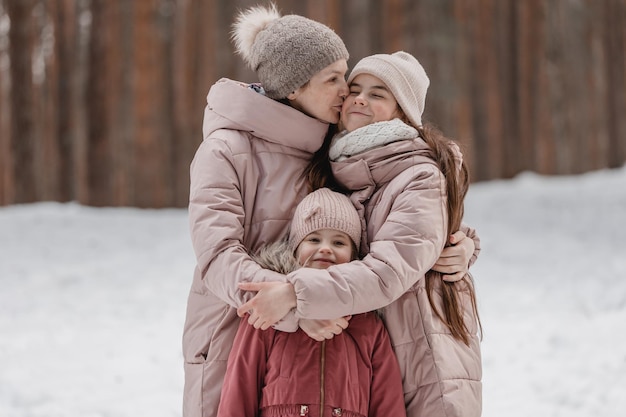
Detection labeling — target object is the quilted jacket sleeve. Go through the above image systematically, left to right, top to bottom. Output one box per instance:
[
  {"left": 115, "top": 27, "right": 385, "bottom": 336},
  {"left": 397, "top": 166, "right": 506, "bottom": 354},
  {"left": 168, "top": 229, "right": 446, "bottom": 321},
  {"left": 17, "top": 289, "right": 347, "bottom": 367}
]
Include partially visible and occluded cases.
[
  {"left": 188, "top": 136, "right": 286, "bottom": 308},
  {"left": 287, "top": 165, "right": 448, "bottom": 319}
]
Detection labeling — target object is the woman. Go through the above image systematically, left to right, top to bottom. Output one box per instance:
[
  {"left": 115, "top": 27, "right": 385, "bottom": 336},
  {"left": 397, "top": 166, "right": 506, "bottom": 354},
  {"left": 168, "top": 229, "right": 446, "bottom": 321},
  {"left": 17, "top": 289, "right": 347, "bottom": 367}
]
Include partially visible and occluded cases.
[{"left": 182, "top": 5, "right": 478, "bottom": 417}]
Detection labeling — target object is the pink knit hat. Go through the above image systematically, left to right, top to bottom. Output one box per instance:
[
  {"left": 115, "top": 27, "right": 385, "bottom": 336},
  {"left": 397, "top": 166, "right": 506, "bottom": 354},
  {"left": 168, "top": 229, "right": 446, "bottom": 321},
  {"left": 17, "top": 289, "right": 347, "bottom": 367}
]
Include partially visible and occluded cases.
[{"left": 289, "top": 188, "right": 361, "bottom": 251}]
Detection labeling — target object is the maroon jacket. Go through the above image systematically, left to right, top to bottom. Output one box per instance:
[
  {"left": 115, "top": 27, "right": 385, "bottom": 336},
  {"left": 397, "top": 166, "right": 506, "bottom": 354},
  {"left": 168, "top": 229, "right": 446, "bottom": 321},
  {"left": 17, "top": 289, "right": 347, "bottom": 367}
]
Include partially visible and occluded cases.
[{"left": 217, "top": 312, "right": 407, "bottom": 417}]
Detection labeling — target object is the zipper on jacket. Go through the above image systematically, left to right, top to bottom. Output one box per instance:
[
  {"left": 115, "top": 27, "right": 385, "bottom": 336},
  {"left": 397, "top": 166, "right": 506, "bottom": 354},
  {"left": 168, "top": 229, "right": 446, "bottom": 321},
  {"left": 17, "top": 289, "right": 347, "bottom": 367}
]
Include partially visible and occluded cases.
[
  {"left": 320, "top": 340, "right": 326, "bottom": 417},
  {"left": 300, "top": 405, "right": 309, "bottom": 416}
]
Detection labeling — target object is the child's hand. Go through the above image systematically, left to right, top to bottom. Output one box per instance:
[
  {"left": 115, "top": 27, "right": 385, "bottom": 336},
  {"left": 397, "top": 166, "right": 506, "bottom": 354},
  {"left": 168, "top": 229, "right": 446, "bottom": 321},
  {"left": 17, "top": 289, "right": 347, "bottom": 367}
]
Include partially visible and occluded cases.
[
  {"left": 431, "top": 230, "right": 474, "bottom": 282},
  {"left": 237, "top": 282, "right": 297, "bottom": 330},
  {"left": 299, "top": 317, "right": 352, "bottom": 341}
]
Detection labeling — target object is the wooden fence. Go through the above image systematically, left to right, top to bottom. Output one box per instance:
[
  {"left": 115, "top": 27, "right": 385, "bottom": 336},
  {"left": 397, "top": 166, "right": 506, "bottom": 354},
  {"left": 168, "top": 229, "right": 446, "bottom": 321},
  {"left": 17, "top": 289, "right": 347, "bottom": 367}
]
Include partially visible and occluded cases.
[{"left": 1, "top": 0, "right": 624, "bottom": 208}]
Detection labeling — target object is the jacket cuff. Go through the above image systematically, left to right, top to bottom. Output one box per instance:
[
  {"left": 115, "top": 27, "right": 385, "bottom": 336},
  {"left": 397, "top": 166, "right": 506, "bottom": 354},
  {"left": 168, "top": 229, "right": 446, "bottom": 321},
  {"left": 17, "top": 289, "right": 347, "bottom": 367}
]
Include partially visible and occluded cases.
[{"left": 272, "top": 310, "right": 299, "bottom": 333}]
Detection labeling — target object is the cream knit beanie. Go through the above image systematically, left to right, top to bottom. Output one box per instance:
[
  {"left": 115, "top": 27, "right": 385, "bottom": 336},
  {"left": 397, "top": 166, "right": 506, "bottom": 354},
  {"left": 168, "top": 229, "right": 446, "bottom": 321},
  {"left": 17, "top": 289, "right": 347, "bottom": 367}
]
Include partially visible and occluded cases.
[
  {"left": 231, "top": 3, "right": 349, "bottom": 99},
  {"left": 348, "top": 51, "right": 430, "bottom": 127},
  {"left": 289, "top": 188, "right": 361, "bottom": 251}
]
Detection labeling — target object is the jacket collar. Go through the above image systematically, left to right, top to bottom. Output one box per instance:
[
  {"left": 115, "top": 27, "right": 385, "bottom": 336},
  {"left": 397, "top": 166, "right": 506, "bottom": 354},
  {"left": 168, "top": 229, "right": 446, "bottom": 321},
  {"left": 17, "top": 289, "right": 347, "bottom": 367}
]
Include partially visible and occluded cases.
[
  {"left": 203, "top": 78, "right": 329, "bottom": 154},
  {"left": 330, "top": 120, "right": 436, "bottom": 192}
]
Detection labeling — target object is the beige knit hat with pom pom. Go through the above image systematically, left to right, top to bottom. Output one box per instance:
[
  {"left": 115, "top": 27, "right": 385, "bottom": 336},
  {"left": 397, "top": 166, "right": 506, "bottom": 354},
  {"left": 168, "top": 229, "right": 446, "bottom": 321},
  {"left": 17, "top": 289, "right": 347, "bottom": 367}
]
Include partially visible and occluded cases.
[{"left": 231, "top": 3, "right": 349, "bottom": 99}]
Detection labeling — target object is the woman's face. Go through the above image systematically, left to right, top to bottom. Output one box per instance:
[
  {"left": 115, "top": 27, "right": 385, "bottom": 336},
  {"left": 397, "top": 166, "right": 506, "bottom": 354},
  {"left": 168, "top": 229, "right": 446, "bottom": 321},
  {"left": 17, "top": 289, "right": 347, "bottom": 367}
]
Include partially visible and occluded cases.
[
  {"left": 287, "top": 60, "right": 349, "bottom": 124},
  {"left": 341, "top": 73, "right": 403, "bottom": 132}
]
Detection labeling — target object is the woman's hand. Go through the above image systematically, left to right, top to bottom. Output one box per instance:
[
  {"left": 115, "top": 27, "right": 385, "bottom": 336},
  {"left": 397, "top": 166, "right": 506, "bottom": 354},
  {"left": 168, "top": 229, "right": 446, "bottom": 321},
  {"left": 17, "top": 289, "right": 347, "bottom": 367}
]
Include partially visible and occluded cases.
[
  {"left": 432, "top": 230, "right": 475, "bottom": 282},
  {"left": 237, "top": 281, "right": 297, "bottom": 330},
  {"left": 299, "top": 317, "right": 352, "bottom": 341}
]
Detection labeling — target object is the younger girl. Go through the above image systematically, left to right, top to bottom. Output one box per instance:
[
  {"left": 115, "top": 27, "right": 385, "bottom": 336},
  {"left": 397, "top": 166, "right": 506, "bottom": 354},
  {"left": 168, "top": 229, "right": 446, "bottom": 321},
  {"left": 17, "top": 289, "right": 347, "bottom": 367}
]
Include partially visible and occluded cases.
[
  {"left": 240, "top": 52, "right": 482, "bottom": 417},
  {"left": 218, "top": 188, "right": 406, "bottom": 417}
]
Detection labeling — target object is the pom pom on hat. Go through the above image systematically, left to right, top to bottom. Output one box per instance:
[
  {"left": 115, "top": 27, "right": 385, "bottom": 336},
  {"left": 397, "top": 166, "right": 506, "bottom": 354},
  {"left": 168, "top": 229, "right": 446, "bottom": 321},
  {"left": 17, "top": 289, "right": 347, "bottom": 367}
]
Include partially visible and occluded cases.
[
  {"left": 231, "top": 3, "right": 349, "bottom": 99},
  {"left": 231, "top": 3, "right": 281, "bottom": 68},
  {"left": 289, "top": 188, "right": 361, "bottom": 252}
]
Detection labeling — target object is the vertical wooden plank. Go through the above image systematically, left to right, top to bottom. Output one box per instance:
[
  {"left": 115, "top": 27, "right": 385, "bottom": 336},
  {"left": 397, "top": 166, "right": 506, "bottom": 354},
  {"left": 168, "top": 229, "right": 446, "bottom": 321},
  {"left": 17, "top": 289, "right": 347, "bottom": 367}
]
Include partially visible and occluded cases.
[
  {"left": 0, "top": 0, "right": 12, "bottom": 204},
  {"left": 6, "top": 0, "right": 37, "bottom": 203},
  {"left": 37, "top": 0, "right": 61, "bottom": 201},
  {"left": 53, "top": 0, "right": 77, "bottom": 202},
  {"left": 72, "top": 0, "right": 91, "bottom": 204},
  {"left": 85, "top": 0, "right": 118, "bottom": 206},
  {"left": 107, "top": 0, "right": 133, "bottom": 206},
  {"left": 131, "top": 0, "right": 173, "bottom": 208},
  {"left": 172, "top": 0, "right": 199, "bottom": 207},
  {"left": 220, "top": 0, "right": 242, "bottom": 81},
  {"left": 277, "top": 0, "right": 306, "bottom": 16},
  {"left": 306, "top": 0, "right": 341, "bottom": 32},
  {"left": 326, "top": 0, "right": 343, "bottom": 47},
  {"left": 340, "top": 0, "right": 377, "bottom": 65},
  {"left": 368, "top": 0, "right": 384, "bottom": 55},
  {"left": 382, "top": 0, "right": 404, "bottom": 52},
  {"left": 401, "top": 0, "right": 418, "bottom": 53},
  {"left": 412, "top": 0, "right": 441, "bottom": 121},
  {"left": 417, "top": 0, "right": 466, "bottom": 146},
  {"left": 465, "top": 0, "right": 489, "bottom": 181},
  {"left": 477, "top": 0, "right": 505, "bottom": 180},
  {"left": 495, "top": 0, "right": 520, "bottom": 179},
  {"left": 516, "top": 0, "right": 544, "bottom": 176},
  {"left": 540, "top": 0, "right": 571, "bottom": 175},
  {"left": 542, "top": 0, "right": 564, "bottom": 174},
  {"left": 552, "top": 0, "right": 590, "bottom": 174},
  {"left": 586, "top": 0, "right": 610, "bottom": 172},
  {"left": 605, "top": 0, "right": 626, "bottom": 168},
  {"left": 450, "top": 1, "right": 490, "bottom": 180},
  {"left": 575, "top": 1, "right": 597, "bottom": 173},
  {"left": 448, "top": 4, "right": 476, "bottom": 179},
  {"left": 533, "top": 4, "right": 554, "bottom": 177}
]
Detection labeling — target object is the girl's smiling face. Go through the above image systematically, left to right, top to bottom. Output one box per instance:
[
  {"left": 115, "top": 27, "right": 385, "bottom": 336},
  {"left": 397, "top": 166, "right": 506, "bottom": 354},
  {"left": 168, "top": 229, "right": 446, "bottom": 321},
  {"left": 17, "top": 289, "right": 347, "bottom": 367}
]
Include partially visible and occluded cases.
[
  {"left": 341, "top": 73, "right": 403, "bottom": 132},
  {"left": 295, "top": 229, "right": 354, "bottom": 269}
]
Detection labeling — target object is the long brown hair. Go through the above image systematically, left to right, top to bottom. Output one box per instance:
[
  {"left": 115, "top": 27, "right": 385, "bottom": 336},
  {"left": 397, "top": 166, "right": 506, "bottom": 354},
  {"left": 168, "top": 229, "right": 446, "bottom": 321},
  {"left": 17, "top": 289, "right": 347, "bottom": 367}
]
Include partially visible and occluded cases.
[
  {"left": 418, "top": 122, "right": 482, "bottom": 346},
  {"left": 302, "top": 125, "right": 346, "bottom": 193}
]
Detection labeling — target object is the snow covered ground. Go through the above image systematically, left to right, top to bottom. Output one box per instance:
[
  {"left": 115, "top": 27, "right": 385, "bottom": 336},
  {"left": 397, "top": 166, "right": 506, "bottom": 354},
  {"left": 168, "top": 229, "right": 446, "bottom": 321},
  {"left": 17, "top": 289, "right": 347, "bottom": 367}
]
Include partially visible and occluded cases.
[{"left": 1, "top": 166, "right": 625, "bottom": 417}]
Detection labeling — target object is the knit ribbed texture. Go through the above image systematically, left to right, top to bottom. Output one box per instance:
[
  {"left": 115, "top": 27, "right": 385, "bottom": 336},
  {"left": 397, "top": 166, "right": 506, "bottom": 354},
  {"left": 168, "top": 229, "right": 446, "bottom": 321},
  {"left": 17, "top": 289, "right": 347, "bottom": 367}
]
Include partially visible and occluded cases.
[
  {"left": 232, "top": 5, "right": 349, "bottom": 99},
  {"left": 348, "top": 51, "right": 429, "bottom": 127},
  {"left": 329, "top": 119, "right": 418, "bottom": 161},
  {"left": 289, "top": 188, "right": 361, "bottom": 251}
]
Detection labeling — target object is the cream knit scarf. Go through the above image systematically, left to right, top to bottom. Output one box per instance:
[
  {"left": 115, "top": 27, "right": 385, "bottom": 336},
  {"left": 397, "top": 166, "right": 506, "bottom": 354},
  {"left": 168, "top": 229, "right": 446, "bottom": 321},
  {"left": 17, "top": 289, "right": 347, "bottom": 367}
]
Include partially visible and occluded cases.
[{"left": 329, "top": 119, "right": 418, "bottom": 162}]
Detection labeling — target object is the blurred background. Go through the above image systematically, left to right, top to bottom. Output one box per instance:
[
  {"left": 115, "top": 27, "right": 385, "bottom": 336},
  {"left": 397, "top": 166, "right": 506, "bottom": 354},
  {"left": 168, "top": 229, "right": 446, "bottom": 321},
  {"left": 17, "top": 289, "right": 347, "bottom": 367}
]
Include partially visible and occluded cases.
[{"left": 1, "top": 0, "right": 624, "bottom": 208}]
